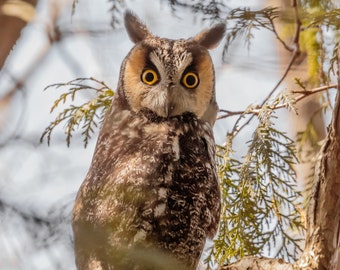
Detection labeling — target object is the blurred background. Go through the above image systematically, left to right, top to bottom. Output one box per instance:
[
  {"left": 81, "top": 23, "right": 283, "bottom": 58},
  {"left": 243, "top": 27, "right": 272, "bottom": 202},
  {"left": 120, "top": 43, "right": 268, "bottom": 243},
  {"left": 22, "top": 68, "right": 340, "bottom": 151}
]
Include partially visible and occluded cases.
[{"left": 0, "top": 0, "right": 338, "bottom": 269}]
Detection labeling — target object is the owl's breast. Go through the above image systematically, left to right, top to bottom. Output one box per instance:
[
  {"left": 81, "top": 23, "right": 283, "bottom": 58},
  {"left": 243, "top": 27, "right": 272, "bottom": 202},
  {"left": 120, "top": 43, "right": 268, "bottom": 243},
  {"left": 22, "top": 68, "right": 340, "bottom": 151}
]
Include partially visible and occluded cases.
[
  {"left": 72, "top": 110, "right": 220, "bottom": 268},
  {"left": 157, "top": 115, "right": 220, "bottom": 259}
]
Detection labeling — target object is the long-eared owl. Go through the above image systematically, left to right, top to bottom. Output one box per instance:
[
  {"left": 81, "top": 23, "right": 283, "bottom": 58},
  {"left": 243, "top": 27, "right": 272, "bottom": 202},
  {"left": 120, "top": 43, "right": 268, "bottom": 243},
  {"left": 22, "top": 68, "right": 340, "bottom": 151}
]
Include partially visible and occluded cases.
[{"left": 72, "top": 11, "right": 225, "bottom": 270}]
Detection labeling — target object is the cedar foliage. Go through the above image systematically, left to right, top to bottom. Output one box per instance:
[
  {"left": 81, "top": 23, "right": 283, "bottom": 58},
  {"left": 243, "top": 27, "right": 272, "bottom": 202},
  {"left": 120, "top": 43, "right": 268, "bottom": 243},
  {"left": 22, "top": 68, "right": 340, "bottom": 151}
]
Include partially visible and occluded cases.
[{"left": 42, "top": 0, "right": 340, "bottom": 268}]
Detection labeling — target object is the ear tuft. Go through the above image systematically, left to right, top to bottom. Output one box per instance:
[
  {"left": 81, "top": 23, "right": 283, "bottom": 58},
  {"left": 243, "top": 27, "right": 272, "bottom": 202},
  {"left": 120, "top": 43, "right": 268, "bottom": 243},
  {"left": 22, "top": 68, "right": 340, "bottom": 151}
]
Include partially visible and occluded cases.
[
  {"left": 124, "top": 11, "right": 151, "bottom": 43},
  {"left": 193, "top": 23, "right": 226, "bottom": 50}
]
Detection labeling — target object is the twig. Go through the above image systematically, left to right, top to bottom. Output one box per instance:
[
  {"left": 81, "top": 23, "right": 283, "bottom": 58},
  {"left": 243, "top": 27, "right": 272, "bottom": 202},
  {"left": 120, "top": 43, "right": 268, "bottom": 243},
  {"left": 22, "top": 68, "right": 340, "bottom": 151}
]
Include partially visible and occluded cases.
[
  {"left": 222, "top": 0, "right": 302, "bottom": 138},
  {"left": 261, "top": 0, "right": 301, "bottom": 107},
  {"left": 292, "top": 0, "right": 301, "bottom": 51},
  {"left": 269, "top": 16, "right": 293, "bottom": 52},
  {"left": 223, "top": 50, "right": 300, "bottom": 134},
  {"left": 270, "top": 52, "right": 301, "bottom": 103},
  {"left": 217, "top": 84, "right": 338, "bottom": 120},
  {"left": 277, "top": 84, "right": 338, "bottom": 110},
  {"left": 291, "top": 84, "right": 337, "bottom": 94},
  {"left": 218, "top": 109, "right": 251, "bottom": 118}
]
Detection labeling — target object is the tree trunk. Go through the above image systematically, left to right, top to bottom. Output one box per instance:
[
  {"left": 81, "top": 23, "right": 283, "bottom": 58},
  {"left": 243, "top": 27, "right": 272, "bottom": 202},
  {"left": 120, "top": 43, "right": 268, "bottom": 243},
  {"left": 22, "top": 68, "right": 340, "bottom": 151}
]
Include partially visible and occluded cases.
[
  {"left": 0, "top": 0, "right": 37, "bottom": 70},
  {"left": 0, "top": 0, "right": 38, "bottom": 128},
  {"left": 220, "top": 41, "right": 340, "bottom": 270},
  {"left": 296, "top": 48, "right": 340, "bottom": 270}
]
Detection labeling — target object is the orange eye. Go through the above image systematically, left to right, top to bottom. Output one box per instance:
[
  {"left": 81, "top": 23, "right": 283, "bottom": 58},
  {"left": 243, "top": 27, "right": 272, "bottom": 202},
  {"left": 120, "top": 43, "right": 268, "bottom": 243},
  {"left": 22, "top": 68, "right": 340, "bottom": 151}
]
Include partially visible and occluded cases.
[
  {"left": 141, "top": 69, "right": 159, "bottom": 85},
  {"left": 182, "top": 72, "right": 199, "bottom": 89}
]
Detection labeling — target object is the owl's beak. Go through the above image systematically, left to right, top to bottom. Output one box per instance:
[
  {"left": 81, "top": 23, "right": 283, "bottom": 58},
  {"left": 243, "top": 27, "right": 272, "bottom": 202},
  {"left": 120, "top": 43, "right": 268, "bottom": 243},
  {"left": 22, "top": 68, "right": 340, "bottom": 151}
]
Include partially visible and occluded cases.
[
  {"left": 148, "top": 84, "right": 175, "bottom": 118},
  {"left": 165, "top": 84, "right": 176, "bottom": 117},
  {"left": 148, "top": 86, "right": 170, "bottom": 118},
  {"left": 160, "top": 92, "right": 172, "bottom": 118}
]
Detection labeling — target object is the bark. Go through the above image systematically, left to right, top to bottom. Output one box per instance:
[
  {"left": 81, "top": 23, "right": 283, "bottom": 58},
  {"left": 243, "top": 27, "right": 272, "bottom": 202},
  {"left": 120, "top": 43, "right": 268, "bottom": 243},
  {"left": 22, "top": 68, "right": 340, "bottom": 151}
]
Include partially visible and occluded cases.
[
  {"left": 0, "top": 0, "right": 37, "bottom": 70},
  {"left": 0, "top": 0, "right": 38, "bottom": 128},
  {"left": 219, "top": 42, "right": 340, "bottom": 270},
  {"left": 295, "top": 47, "right": 340, "bottom": 270},
  {"left": 220, "top": 256, "right": 293, "bottom": 270}
]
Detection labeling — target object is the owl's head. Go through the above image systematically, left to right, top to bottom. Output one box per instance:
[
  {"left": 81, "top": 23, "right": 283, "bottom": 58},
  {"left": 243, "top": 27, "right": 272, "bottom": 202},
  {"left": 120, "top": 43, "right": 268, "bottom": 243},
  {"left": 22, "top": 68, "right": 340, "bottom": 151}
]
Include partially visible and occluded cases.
[{"left": 116, "top": 11, "right": 225, "bottom": 125}]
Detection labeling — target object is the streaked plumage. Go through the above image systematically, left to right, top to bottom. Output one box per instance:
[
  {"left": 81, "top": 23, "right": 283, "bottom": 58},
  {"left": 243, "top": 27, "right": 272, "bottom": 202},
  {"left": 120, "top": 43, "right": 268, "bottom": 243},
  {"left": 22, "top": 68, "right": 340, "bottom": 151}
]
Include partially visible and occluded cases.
[{"left": 72, "top": 11, "right": 225, "bottom": 270}]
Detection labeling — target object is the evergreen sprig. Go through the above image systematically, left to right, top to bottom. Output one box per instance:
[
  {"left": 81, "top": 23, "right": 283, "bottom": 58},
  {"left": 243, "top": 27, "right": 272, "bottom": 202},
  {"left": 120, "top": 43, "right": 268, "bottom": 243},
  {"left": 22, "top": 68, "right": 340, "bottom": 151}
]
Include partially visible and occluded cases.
[
  {"left": 108, "top": 0, "right": 126, "bottom": 28},
  {"left": 167, "top": 0, "right": 226, "bottom": 22},
  {"left": 223, "top": 7, "right": 279, "bottom": 54},
  {"left": 305, "top": 8, "right": 340, "bottom": 29},
  {"left": 328, "top": 41, "right": 339, "bottom": 78},
  {"left": 40, "top": 77, "right": 113, "bottom": 147},
  {"left": 41, "top": 78, "right": 305, "bottom": 267},
  {"left": 208, "top": 102, "right": 304, "bottom": 267}
]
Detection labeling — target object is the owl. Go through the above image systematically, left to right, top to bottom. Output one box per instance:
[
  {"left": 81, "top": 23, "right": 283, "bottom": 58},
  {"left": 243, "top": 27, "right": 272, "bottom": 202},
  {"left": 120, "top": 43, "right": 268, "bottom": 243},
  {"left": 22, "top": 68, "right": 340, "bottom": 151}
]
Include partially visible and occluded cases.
[{"left": 72, "top": 11, "right": 225, "bottom": 270}]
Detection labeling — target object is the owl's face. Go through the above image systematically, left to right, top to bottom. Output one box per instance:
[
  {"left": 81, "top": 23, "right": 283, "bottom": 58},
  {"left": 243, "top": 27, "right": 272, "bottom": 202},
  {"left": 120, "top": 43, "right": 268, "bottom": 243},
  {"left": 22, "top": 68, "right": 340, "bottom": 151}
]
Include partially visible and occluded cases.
[{"left": 118, "top": 12, "right": 225, "bottom": 123}]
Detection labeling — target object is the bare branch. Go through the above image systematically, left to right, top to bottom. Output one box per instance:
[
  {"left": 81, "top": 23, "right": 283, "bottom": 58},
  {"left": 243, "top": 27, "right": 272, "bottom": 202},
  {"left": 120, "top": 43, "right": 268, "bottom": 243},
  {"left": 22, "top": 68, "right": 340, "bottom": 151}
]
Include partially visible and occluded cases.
[
  {"left": 220, "top": 0, "right": 303, "bottom": 139},
  {"left": 270, "top": 16, "right": 293, "bottom": 52},
  {"left": 217, "top": 84, "right": 338, "bottom": 120},
  {"left": 219, "top": 256, "right": 293, "bottom": 270}
]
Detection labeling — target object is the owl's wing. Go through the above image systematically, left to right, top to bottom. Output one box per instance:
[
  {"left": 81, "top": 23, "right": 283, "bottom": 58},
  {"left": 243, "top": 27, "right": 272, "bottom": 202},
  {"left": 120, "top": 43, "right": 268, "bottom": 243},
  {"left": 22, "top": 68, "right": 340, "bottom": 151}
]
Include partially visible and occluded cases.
[
  {"left": 201, "top": 99, "right": 219, "bottom": 127},
  {"left": 200, "top": 122, "right": 221, "bottom": 239}
]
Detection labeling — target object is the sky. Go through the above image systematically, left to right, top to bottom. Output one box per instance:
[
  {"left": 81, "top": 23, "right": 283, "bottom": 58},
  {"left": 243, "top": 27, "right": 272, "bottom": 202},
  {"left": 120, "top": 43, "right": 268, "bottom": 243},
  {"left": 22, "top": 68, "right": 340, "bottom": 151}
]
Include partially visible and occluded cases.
[{"left": 0, "top": 0, "right": 288, "bottom": 269}]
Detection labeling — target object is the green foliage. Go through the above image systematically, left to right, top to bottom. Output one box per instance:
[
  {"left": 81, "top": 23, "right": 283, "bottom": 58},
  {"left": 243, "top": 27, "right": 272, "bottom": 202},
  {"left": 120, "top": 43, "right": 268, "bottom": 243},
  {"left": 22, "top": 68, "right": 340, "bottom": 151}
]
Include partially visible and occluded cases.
[
  {"left": 107, "top": 0, "right": 127, "bottom": 28},
  {"left": 167, "top": 0, "right": 225, "bottom": 21},
  {"left": 298, "top": 0, "right": 335, "bottom": 10},
  {"left": 44, "top": 1, "right": 340, "bottom": 268},
  {"left": 245, "top": 4, "right": 340, "bottom": 87},
  {"left": 283, "top": 6, "right": 340, "bottom": 86},
  {"left": 222, "top": 7, "right": 280, "bottom": 54},
  {"left": 298, "top": 8, "right": 340, "bottom": 86},
  {"left": 304, "top": 8, "right": 340, "bottom": 29},
  {"left": 300, "top": 28, "right": 320, "bottom": 85},
  {"left": 328, "top": 41, "right": 339, "bottom": 78},
  {"left": 294, "top": 77, "right": 307, "bottom": 90},
  {"left": 40, "top": 78, "right": 113, "bottom": 147},
  {"left": 42, "top": 79, "right": 304, "bottom": 267},
  {"left": 207, "top": 98, "right": 304, "bottom": 267},
  {"left": 296, "top": 106, "right": 326, "bottom": 206}
]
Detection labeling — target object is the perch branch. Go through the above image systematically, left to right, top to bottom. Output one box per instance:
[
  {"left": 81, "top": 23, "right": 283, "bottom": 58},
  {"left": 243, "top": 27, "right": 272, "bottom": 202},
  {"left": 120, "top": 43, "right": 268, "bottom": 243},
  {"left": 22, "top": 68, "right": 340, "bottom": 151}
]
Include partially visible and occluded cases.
[
  {"left": 222, "top": 0, "right": 302, "bottom": 137},
  {"left": 217, "top": 84, "right": 337, "bottom": 120}
]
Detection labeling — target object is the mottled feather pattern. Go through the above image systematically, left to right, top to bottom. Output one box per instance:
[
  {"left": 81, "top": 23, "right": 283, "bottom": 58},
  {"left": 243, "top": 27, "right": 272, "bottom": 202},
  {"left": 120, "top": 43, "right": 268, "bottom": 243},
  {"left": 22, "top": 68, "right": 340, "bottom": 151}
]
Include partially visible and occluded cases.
[
  {"left": 72, "top": 11, "right": 225, "bottom": 270},
  {"left": 73, "top": 103, "right": 220, "bottom": 269}
]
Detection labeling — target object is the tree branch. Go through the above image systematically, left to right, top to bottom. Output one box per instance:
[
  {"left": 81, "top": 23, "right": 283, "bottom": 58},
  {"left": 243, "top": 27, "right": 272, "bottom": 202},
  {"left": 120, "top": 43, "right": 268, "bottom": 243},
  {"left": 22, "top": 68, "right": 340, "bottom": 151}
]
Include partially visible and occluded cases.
[
  {"left": 221, "top": 0, "right": 302, "bottom": 137},
  {"left": 218, "top": 31, "right": 340, "bottom": 270},
  {"left": 295, "top": 38, "right": 340, "bottom": 270},
  {"left": 217, "top": 84, "right": 338, "bottom": 120},
  {"left": 220, "top": 256, "right": 293, "bottom": 270}
]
